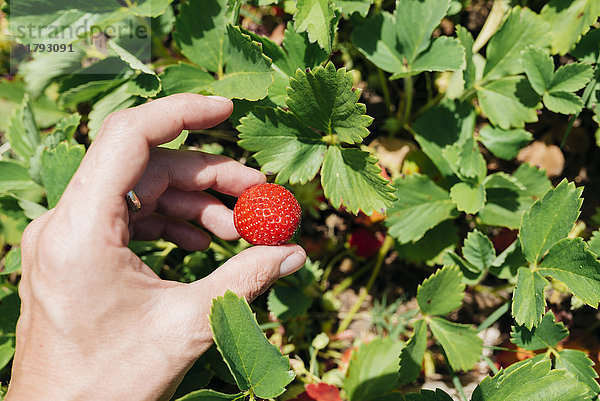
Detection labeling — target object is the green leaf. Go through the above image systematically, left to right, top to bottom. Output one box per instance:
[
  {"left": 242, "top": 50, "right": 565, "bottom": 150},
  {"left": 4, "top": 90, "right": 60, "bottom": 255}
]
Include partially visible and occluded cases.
[
  {"left": 127, "top": 0, "right": 174, "bottom": 17},
  {"left": 173, "top": 0, "right": 228, "bottom": 72},
  {"left": 293, "top": 0, "right": 336, "bottom": 52},
  {"left": 334, "top": 0, "right": 371, "bottom": 17},
  {"left": 352, "top": 0, "right": 464, "bottom": 78},
  {"left": 540, "top": 0, "right": 600, "bottom": 55},
  {"left": 483, "top": 7, "right": 550, "bottom": 80},
  {"left": 456, "top": 25, "right": 476, "bottom": 90},
  {"left": 210, "top": 26, "right": 274, "bottom": 101},
  {"left": 572, "top": 28, "right": 600, "bottom": 63},
  {"left": 108, "top": 40, "right": 154, "bottom": 75},
  {"left": 520, "top": 46, "right": 554, "bottom": 96},
  {"left": 21, "top": 48, "right": 85, "bottom": 96},
  {"left": 548, "top": 62, "right": 594, "bottom": 93},
  {"left": 159, "top": 63, "right": 214, "bottom": 96},
  {"left": 286, "top": 63, "right": 373, "bottom": 144},
  {"left": 127, "top": 73, "right": 162, "bottom": 97},
  {"left": 477, "top": 76, "right": 541, "bottom": 129},
  {"left": 88, "top": 84, "right": 139, "bottom": 139},
  {"left": 543, "top": 91, "right": 584, "bottom": 114},
  {"left": 7, "top": 95, "right": 40, "bottom": 162},
  {"left": 412, "top": 101, "right": 475, "bottom": 180},
  {"left": 238, "top": 108, "right": 326, "bottom": 185},
  {"left": 52, "top": 113, "right": 81, "bottom": 142},
  {"left": 477, "top": 126, "right": 532, "bottom": 160},
  {"left": 160, "top": 130, "right": 189, "bottom": 150},
  {"left": 441, "top": 137, "right": 487, "bottom": 183},
  {"left": 40, "top": 142, "right": 85, "bottom": 209},
  {"left": 321, "top": 146, "right": 396, "bottom": 215},
  {"left": 0, "top": 160, "right": 40, "bottom": 193},
  {"left": 479, "top": 164, "right": 551, "bottom": 229},
  {"left": 386, "top": 174, "right": 458, "bottom": 244},
  {"left": 519, "top": 179, "right": 583, "bottom": 264},
  {"left": 449, "top": 182, "right": 486, "bottom": 214},
  {"left": 395, "top": 220, "right": 458, "bottom": 265},
  {"left": 463, "top": 230, "right": 496, "bottom": 271},
  {"left": 589, "top": 230, "right": 600, "bottom": 257},
  {"left": 539, "top": 237, "right": 600, "bottom": 308},
  {"left": 1, "top": 247, "right": 21, "bottom": 276},
  {"left": 443, "top": 252, "right": 484, "bottom": 284},
  {"left": 417, "top": 266, "right": 465, "bottom": 316},
  {"left": 511, "top": 267, "right": 548, "bottom": 329},
  {"left": 267, "top": 285, "right": 311, "bottom": 320},
  {"left": 209, "top": 291, "right": 294, "bottom": 399},
  {"left": 0, "top": 292, "right": 20, "bottom": 337},
  {"left": 511, "top": 310, "right": 568, "bottom": 351},
  {"left": 428, "top": 317, "right": 482, "bottom": 371},
  {"left": 398, "top": 319, "right": 428, "bottom": 385},
  {"left": 0, "top": 337, "right": 14, "bottom": 371},
  {"left": 344, "top": 337, "right": 404, "bottom": 401},
  {"left": 555, "top": 349, "right": 600, "bottom": 399},
  {"left": 471, "top": 359, "right": 589, "bottom": 401},
  {"left": 175, "top": 389, "right": 244, "bottom": 401},
  {"left": 403, "top": 389, "right": 454, "bottom": 401}
]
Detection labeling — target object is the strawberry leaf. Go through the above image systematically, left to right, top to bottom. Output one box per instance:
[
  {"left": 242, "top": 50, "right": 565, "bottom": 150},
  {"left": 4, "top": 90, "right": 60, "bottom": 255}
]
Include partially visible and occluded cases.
[
  {"left": 293, "top": 0, "right": 336, "bottom": 52},
  {"left": 352, "top": 0, "right": 464, "bottom": 78},
  {"left": 540, "top": 0, "right": 600, "bottom": 55},
  {"left": 173, "top": 1, "right": 274, "bottom": 100},
  {"left": 482, "top": 7, "right": 550, "bottom": 81},
  {"left": 160, "top": 63, "right": 214, "bottom": 96},
  {"left": 287, "top": 63, "right": 373, "bottom": 145},
  {"left": 477, "top": 76, "right": 541, "bottom": 129},
  {"left": 87, "top": 84, "right": 139, "bottom": 139},
  {"left": 6, "top": 95, "right": 40, "bottom": 162},
  {"left": 238, "top": 108, "right": 326, "bottom": 185},
  {"left": 477, "top": 126, "right": 532, "bottom": 160},
  {"left": 40, "top": 141, "right": 85, "bottom": 209},
  {"left": 321, "top": 146, "right": 396, "bottom": 215},
  {"left": 479, "top": 164, "right": 551, "bottom": 229},
  {"left": 386, "top": 174, "right": 458, "bottom": 244},
  {"left": 519, "top": 179, "right": 583, "bottom": 264},
  {"left": 449, "top": 182, "right": 486, "bottom": 214},
  {"left": 463, "top": 230, "right": 496, "bottom": 271},
  {"left": 588, "top": 230, "right": 600, "bottom": 256},
  {"left": 539, "top": 237, "right": 600, "bottom": 308},
  {"left": 417, "top": 266, "right": 465, "bottom": 316},
  {"left": 511, "top": 267, "right": 548, "bottom": 329},
  {"left": 267, "top": 285, "right": 312, "bottom": 321},
  {"left": 210, "top": 291, "right": 295, "bottom": 399},
  {"left": 511, "top": 310, "right": 568, "bottom": 351},
  {"left": 428, "top": 317, "right": 482, "bottom": 371},
  {"left": 398, "top": 319, "right": 428, "bottom": 385},
  {"left": 343, "top": 337, "right": 404, "bottom": 401},
  {"left": 554, "top": 349, "right": 600, "bottom": 400},
  {"left": 471, "top": 359, "right": 589, "bottom": 401}
]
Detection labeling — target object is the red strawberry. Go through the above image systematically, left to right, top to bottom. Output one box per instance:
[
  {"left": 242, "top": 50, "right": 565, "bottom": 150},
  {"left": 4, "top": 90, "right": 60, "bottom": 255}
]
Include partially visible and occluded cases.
[
  {"left": 234, "top": 183, "right": 301, "bottom": 245},
  {"left": 348, "top": 228, "right": 385, "bottom": 258}
]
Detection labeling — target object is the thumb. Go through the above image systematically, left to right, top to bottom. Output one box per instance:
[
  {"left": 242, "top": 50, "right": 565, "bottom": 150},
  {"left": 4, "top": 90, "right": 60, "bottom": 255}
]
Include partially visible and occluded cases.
[{"left": 198, "top": 244, "right": 306, "bottom": 302}]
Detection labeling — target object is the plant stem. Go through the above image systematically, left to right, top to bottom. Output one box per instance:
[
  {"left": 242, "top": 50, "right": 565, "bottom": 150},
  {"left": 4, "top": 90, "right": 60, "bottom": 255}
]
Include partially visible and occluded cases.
[
  {"left": 377, "top": 68, "right": 394, "bottom": 118},
  {"left": 398, "top": 76, "right": 414, "bottom": 126},
  {"left": 336, "top": 236, "right": 393, "bottom": 334},
  {"left": 321, "top": 249, "right": 351, "bottom": 285},
  {"left": 331, "top": 260, "right": 375, "bottom": 297},
  {"left": 477, "top": 301, "right": 510, "bottom": 332},
  {"left": 441, "top": 348, "right": 468, "bottom": 401},
  {"left": 482, "top": 355, "right": 499, "bottom": 374}
]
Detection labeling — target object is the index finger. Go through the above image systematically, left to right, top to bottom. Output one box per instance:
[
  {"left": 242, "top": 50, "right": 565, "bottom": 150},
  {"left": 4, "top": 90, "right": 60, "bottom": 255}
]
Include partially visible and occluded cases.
[{"left": 61, "top": 94, "right": 234, "bottom": 211}]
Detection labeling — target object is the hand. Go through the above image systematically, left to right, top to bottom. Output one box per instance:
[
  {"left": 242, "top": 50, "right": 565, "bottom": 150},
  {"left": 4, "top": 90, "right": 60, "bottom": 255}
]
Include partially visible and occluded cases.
[{"left": 6, "top": 94, "right": 306, "bottom": 401}]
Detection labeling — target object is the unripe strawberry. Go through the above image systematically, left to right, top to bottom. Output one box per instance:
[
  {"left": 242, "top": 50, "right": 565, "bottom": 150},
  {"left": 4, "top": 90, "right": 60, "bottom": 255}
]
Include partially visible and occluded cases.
[{"left": 234, "top": 183, "right": 301, "bottom": 245}]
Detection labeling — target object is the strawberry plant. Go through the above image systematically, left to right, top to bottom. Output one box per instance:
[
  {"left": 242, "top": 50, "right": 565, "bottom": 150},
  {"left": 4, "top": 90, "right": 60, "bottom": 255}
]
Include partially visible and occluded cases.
[{"left": 2, "top": 0, "right": 600, "bottom": 400}]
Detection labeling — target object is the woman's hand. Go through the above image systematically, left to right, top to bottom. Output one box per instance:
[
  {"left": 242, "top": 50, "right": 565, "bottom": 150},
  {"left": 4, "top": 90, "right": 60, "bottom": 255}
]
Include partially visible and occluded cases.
[{"left": 6, "top": 94, "right": 306, "bottom": 401}]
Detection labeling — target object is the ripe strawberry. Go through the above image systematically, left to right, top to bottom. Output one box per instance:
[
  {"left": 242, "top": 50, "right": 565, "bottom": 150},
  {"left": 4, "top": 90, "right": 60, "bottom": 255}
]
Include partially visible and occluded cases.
[
  {"left": 234, "top": 183, "right": 301, "bottom": 246},
  {"left": 348, "top": 228, "right": 385, "bottom": 258}
]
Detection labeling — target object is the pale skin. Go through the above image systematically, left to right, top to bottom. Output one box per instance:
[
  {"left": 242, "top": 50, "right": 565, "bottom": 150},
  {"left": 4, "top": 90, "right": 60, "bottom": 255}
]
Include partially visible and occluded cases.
[{"left": 5, "top": 94, "right": 307, "bottom": 401}]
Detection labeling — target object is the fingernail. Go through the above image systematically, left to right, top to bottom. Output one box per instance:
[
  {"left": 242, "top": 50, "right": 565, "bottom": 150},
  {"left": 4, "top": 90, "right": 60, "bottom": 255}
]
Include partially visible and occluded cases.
[
  {"left": 207, "top": 95, "right": 231, "bottom": 103},
  {"left": 280, "top": 251, "right": 306, "bottom": 277}
]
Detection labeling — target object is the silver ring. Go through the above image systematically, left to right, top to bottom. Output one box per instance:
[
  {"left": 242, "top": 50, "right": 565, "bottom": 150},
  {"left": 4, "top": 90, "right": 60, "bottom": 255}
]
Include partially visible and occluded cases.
[{"left": 126, "top": 190, "right": 141, "bottom": 213}]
